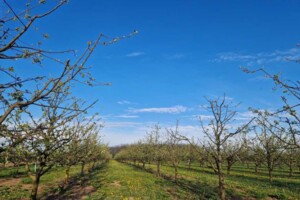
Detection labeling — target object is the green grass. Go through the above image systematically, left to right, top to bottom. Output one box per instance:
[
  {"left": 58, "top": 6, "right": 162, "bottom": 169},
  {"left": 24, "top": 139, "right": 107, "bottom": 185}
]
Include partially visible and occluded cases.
[
  {"left": 86, "top": 160, "right": 198, "bottom": 200},
  {"left": 1, "top": 161, "right": 299, "bottom": 199},
  {"left": 139, "top": 162, "right": 300, "bottom": 200},
  {"left": 0, "top": 165, "right": 82, "bottom": 200},
  {"left": 0, "top": 165, "right": 27, "bottom": 178}
]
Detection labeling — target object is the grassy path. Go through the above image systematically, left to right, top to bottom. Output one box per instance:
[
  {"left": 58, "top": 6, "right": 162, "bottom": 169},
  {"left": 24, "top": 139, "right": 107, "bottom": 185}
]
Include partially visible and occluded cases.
[
  {"left": 3, "top": 160, "right": 298, "bottom": 199},
  {"left": 86, "top": 160, "right": 197, "bottom": 200}
]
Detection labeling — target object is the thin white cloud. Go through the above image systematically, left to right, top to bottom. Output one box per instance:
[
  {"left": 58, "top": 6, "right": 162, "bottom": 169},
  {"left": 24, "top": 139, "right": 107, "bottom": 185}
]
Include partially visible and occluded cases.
[
  {"left": 213, "top": 47, "right": 300, "bottom": 65},
  {"left": 126, "top": 52, "right": 145, "bottom": 57},
  {"left": 117, "top": 100, "right": 132, "bottom": 105},
  {"left": 129, "top": 105, "right": 187, "bottom": 114},
  {"left": 235, "top": 111, "right": 257, "bottom": 121},
  {"left": 115, "top": 114, "right": 139, "bottom": 119},
  {"left": 189, "top": 114, "right": 213, "bottom": 121},
  {"left": 198, "top": 114, "right": 214, "bottom": 120},
  {"left": 102, "top": 121, "right": 203, "bottom": 146}
]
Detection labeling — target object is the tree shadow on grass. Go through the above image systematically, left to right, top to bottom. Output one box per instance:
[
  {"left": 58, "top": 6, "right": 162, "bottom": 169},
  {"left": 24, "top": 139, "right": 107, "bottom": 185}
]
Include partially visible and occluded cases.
[
  {"left": 125, "top": 163, "right": 220, "bottom": 200},
  {"left": 41, "top": 164, "right": 107, "bottom": 200},
  {"left": 178, "top": 164, "right": 300, "bottom": 199},
  {"left": 177, "top": 165, "right": 216, "bottom": 176},
  {"left": 228, "top": 165, "right": 298, "bottom": 177},
  {"left": 228, "top": 172, "right": 300, "bottom": 192}
]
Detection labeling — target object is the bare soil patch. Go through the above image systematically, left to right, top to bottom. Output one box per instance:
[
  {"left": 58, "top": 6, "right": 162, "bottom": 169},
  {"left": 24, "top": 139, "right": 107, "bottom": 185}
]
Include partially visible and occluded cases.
[{"left": 110, "top": 180, "right": 121, "bottom": 187}]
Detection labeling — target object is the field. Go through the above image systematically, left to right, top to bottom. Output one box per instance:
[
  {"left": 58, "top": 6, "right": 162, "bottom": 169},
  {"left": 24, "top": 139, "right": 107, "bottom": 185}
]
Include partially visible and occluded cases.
[{"left": 0, "top": 160, "right": 299, "bottom": 200}]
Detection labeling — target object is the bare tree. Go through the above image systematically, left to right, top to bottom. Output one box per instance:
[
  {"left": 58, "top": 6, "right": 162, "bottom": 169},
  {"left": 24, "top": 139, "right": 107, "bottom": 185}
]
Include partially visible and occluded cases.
[
  {"left": 200, "top": 95, "right": 252, "bottom": 200},
  {"left": 254, "top": 111, "right": 285, "bottom": 184},
  {"left": 166, "top": 122, "right": 185, "bottom": 182},
  {"left": 146, "top": 124, "right": 165, "bottom": 176},
  {"left": 223, "top": 136, "right": 246, "bottom": 175},
  {"left": 248, "top": 138, "right": 265, "bottom": 173},
  {"left": 282, "top": 148, "right": 296, "bottom": 177}
]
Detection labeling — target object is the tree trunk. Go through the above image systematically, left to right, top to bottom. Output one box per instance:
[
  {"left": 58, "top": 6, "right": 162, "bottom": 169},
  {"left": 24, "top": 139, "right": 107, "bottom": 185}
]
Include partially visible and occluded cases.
[
  {"left": 216, "top": 147, "right": 226, "bottom": 200},
  {"left": 4, "top": 153, "right": 8, "bottom": 168},
  {"left": 199, "top": 160, "right": 203, "bottom": 167},
  {"left": 288, "top": 160, "right": 293, "bottom": 177},
  {"left": 81, "top": 161, "right": 85, "bottom": 176},
  {"left": 92, "top": 161, "right": 96, "bottom": 170},
  {"left": 156, "top": 161, "right": 161, "bottom": 176},
  {"left": 25, "top": 162, "right": 29, "bottom": 171},
  {"left": 15, "top": 164, "right": 20, "bottom": 174},
  {"left": 227, "top": 164, "right": 231, "bottom": 175},
  {"left": 255, "top": 164, "right": 258, "bottom": 173},
  {"left": 174, "top": 165, "right": 178, "bottom": 183},
  {"left": 64, "top": 166, "right": 70, "bottom": 185},
  {"left": 268, "top": 169, "right": 273, "bottom": 184},
  {"left": 218, "top": 172, "right": 226, "bottom": 200},
  {"left": 30, "top": 174, "right": 41, "bottom": 200}
]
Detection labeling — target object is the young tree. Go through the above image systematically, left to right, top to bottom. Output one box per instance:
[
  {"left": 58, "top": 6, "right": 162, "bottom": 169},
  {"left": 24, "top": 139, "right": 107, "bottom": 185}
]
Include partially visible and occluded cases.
[
  {"left": 20, "top": 85, "right": 91, "bottom": 200},
  {"left": 200, "top": 96, "right": 252, "bottom": 200},
  {"left": 254, "top": 111, "right": 285, "bottom": 184},
  {"left": 57, "top": 115, "right": 101, "bottom": 185},
  {"left": 166, "top": 122, "right": 185, "bottom": 182},
  {"left": 146, "top": 124, "right": 165, "bottom": 176},
  {"left": 78, "top": 129, "right": 100, "bottom": 176},
  {"left": 223, "top": 136, "right": 246, "bottom": 175},
  {"left": 248, "top": 139, "right": 265, "bottom": 173},
  {"left": 135, "top": 141, "right": 152, "bottom": 169},
  {"left": 184, "top": 143, "right": 198, "bottom": 169},
  {"left": 282, "top": 148, "right": 296, "bottom": 177}
]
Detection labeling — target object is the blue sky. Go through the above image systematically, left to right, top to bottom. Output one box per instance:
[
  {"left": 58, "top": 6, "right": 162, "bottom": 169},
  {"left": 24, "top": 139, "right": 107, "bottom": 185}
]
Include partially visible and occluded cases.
[{"left": 4, "top": 0, "right": 300, "bottom": 145}]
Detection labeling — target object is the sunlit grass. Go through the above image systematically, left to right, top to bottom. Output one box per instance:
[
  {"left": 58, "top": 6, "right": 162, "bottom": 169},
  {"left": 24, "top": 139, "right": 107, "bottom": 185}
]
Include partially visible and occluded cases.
[
  {"left": 87, "top": 160, "right": 197, "bottom": 200},
  {"left": 1, "top": 161, "right": 299, "bottom": 199},
  {"left": 140, "top": 162, "right": 300, "bottom": 200}
]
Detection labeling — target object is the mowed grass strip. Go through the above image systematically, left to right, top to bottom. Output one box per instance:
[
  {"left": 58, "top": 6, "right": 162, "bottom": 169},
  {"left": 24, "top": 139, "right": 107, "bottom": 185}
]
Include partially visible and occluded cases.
[
  {"left": 87, "top": 160, "right": 197, "bottom": 200},
  {"left": 140, "top": 162, "right": 300, "bottom": 200}
]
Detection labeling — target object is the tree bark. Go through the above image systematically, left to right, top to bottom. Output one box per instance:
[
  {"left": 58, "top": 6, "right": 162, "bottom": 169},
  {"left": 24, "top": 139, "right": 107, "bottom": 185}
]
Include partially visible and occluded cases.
[
  {"left": 217, "top": 144, "right": 226, "bottom": 200},
  {"left": 4, "top": 153, "right": 8, "bottom": 168},
  {"left": 188, "top": 159, "right": 191, "bottom": 169},
  {"left": 288, "top": 160, "right": 293, "bottom": 177},
  {"left": 81, "top": 161, "right": 85, "bottom": 176},
  {"left": 156, "top": 161, "right": 161, "bottom": 176},
  {"left": 227, "top": 164, "right": 231, "bottom": 175},
  {"left": 255, "top": 164, "right": 258, "bottom": 173},
  {"left": 174, "top": 165, "right": 178, "bottom": 183},
  {"left": 64, "top": 166, "right": 70, "bottom": 185},
  {"left": 268, "top": 169, "right": 273, "bottom": 184},
  {"left": 218, "top": 171, "right": 226, "bottom": 200},
  {"left": 30, "top": 174, "right": 41, "bottom": 200}
]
